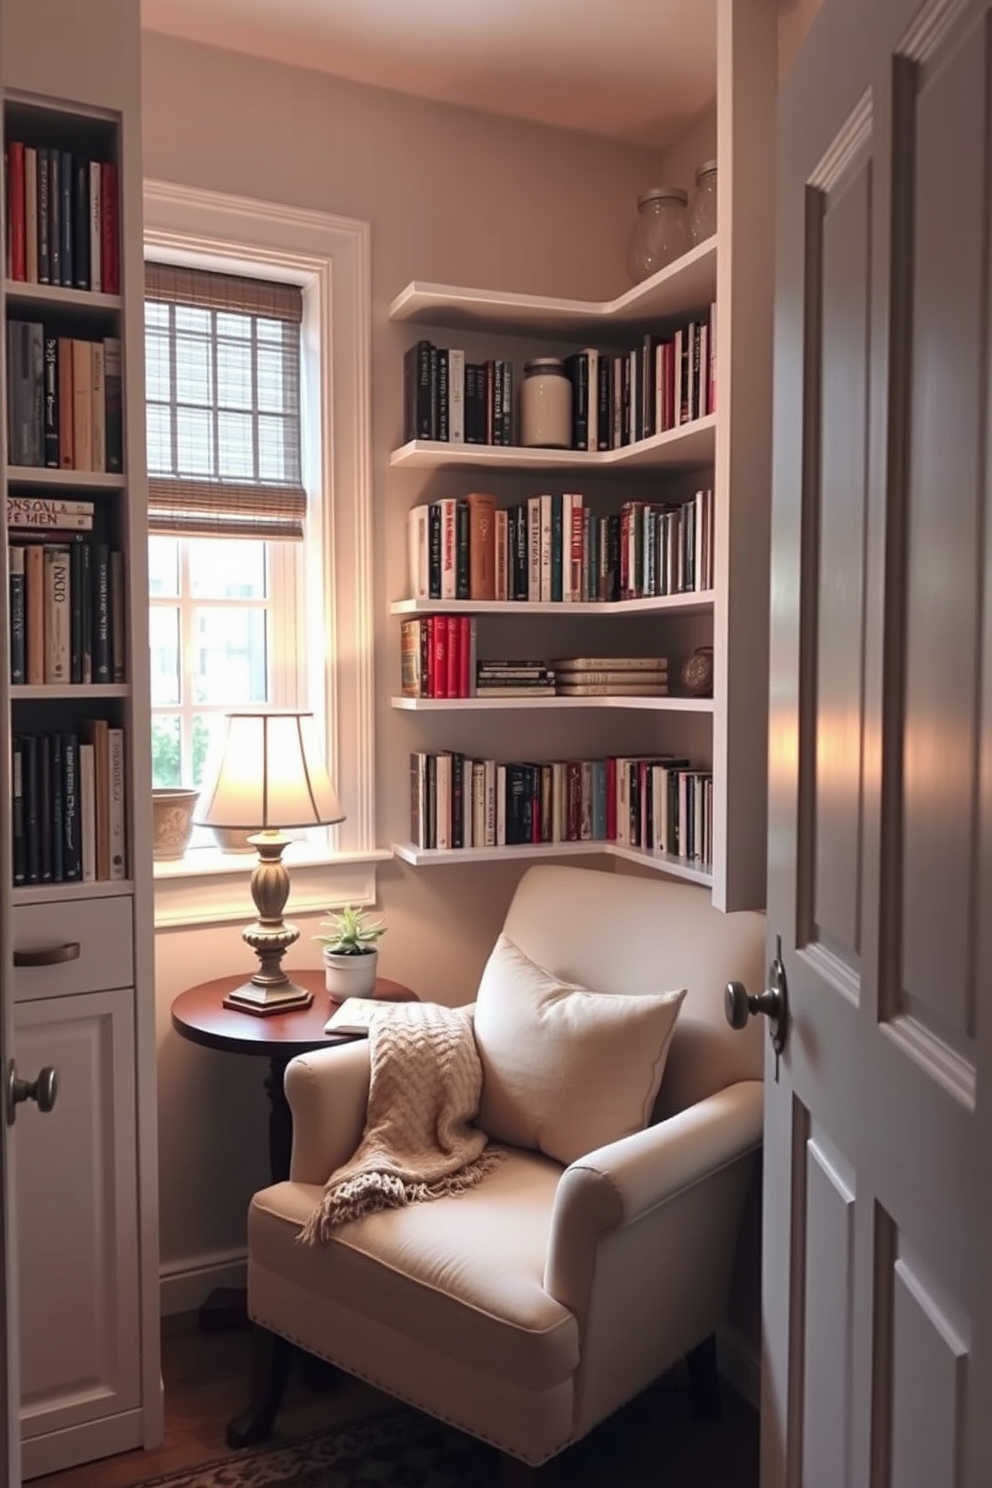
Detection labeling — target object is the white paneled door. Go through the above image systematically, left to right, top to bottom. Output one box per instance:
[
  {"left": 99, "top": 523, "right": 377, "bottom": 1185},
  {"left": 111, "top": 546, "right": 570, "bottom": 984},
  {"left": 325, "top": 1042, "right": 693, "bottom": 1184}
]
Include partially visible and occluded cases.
[{"left": 760, "top": 0, "right": 992, "bottom": 1483}]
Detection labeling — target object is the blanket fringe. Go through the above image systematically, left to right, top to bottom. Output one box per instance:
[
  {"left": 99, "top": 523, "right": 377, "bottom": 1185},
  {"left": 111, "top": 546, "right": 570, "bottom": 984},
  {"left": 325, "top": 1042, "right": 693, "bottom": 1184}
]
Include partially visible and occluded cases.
[{"left": 298, "top": 1149, "right": 504, "bottom": 1245}]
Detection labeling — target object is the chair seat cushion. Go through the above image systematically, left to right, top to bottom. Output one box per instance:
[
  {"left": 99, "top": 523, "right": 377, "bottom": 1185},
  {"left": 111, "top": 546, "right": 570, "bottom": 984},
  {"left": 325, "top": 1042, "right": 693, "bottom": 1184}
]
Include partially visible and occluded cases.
[
  {"left": 473, "top": 933, "right": 687, "bottom": 1165},
  {"left": 249, "top": 1144, "right": 579, "bottom": 1391}
]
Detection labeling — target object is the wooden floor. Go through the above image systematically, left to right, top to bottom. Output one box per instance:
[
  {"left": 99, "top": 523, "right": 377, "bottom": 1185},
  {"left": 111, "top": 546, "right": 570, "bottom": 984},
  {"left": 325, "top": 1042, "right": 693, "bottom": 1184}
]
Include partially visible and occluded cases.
[{"left": 30, "top": 1317, "right": 760, "bottom": 1488}]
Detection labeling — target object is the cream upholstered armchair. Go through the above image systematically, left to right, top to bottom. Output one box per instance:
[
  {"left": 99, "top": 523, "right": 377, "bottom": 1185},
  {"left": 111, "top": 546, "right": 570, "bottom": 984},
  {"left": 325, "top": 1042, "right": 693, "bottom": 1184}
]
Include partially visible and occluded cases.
[{"left": 228, "top": 864, "right": 765, "bottom": 1481}]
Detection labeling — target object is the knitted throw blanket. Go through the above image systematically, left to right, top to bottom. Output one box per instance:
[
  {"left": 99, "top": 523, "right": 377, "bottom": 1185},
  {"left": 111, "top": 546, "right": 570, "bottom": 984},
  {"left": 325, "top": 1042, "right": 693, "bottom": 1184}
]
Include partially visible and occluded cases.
[{"left": 299, "top": 1001, "right": 502, "bottom": 1243}]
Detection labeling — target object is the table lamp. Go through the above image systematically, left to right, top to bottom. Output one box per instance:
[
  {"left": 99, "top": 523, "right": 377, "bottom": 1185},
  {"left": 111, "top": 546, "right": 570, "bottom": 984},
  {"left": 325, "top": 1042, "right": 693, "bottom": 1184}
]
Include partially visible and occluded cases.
[{"left": 195, "top": 710, "right": 345, "bottom": 1015}]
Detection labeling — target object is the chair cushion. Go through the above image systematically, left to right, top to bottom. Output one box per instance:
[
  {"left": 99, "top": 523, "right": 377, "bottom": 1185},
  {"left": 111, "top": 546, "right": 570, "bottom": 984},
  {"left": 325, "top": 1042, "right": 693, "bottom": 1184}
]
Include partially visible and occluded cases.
[
  {"left": 473, "top": 934, "right": 687, "bottom": 1165},
  {"left": 249, "top": 1144, "right": 579, "bottom": 1391}
]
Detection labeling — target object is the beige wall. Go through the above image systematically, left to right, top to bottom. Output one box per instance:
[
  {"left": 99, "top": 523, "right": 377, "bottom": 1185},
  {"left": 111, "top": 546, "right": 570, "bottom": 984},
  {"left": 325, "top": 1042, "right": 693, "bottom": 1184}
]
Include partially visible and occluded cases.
[{"left": 142, "top": 30, "right": 670, "bottom": 1301}]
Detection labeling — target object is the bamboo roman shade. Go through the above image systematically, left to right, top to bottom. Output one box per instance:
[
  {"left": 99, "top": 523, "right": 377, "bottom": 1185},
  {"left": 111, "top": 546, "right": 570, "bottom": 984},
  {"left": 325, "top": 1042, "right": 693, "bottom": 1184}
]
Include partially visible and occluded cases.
[{"left": 145, "top": 263, "right": 306, "bottom": 540}]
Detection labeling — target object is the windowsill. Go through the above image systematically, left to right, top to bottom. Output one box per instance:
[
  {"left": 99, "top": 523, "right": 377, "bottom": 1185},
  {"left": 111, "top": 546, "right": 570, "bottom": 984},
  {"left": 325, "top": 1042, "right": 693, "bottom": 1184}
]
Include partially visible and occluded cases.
[{"left": 153, "top": 844, "right": 393, "bottom": 930}]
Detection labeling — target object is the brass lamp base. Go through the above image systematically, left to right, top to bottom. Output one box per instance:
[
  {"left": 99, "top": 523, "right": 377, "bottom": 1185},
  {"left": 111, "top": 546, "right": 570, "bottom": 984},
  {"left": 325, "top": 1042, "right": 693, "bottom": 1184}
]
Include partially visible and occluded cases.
[
  {"left": 223, "top": 829, "right": 314, "bottom": 1017},
  {"left": 222, "top": 978, "right": 313, "bottom": 1016}
]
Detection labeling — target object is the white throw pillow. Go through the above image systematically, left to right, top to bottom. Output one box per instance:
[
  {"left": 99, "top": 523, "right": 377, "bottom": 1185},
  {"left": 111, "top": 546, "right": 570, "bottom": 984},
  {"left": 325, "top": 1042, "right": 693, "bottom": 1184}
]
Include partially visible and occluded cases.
[{"left": 473, "top": 933, "right": 687, "bottom": 1166}]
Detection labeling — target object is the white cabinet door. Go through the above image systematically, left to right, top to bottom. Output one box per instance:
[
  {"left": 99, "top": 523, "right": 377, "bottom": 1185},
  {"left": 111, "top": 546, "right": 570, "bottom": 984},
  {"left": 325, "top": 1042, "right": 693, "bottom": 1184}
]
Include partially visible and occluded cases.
[{"left": 14, "top": 989, "right": 142, "bottom": 1480}]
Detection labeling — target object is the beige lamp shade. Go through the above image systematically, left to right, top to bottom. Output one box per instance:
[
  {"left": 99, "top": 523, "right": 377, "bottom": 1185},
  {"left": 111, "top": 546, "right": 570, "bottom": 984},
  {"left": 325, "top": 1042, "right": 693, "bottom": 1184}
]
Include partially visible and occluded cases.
[{"left": 195, "top": 711, "right": 344, "bottom": 831}]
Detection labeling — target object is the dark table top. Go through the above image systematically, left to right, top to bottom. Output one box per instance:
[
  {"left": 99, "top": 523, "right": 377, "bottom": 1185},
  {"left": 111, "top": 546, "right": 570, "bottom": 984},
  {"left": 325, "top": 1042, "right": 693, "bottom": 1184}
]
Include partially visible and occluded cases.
[{"left": 170, "top": 969, "right": 416, "bottom": 1059}]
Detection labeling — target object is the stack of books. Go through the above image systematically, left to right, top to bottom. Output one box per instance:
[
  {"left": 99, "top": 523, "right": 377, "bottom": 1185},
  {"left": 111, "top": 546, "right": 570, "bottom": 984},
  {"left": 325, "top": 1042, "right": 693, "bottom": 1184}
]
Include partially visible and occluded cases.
[
  {"left": 551, "top": 657, "right": 668, "bottom": 697},
  {"left": 475, "top": 659, "right": 555, "bottom": 698}
]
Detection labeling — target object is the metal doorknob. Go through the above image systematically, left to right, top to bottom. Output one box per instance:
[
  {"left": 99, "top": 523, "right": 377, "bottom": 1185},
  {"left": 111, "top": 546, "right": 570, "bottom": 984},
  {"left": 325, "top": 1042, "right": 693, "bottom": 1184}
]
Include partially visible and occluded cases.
[
  {"left": 724, "top": 937, "right": 789, "bottom": 1057},
  {"left": 7, "top": 1060, "right": 59, "bottom": 1127}
]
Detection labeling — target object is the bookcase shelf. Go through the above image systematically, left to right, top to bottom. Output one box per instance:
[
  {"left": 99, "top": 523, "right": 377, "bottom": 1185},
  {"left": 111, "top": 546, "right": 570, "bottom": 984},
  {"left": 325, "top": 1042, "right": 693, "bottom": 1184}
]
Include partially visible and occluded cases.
[
  {"left": 388, "top": 237, "right": 718, "bottom": 337},
  {"left": 5, "top": 279, "right": 122, "bottom": 315},
  {"left": 390, "top": 414, "right": 716, "bottom": 472},
  {"left": 7, "top": 466, "right": 125, "bottom": 489},
  {"left": 391, "top": 591, "right": 715, "bottom": 618},
  {"left": 12, "top": 683, "right": 129, "bottom": 700},
  {"left": 391, "top": 695, "right": 713, "bottom": 713},
  {"left": 391, "top": 838, "right": 713, "bottom": 886},
  {"left": 12, "top": 877, "right": 134, "bottom": 906}
]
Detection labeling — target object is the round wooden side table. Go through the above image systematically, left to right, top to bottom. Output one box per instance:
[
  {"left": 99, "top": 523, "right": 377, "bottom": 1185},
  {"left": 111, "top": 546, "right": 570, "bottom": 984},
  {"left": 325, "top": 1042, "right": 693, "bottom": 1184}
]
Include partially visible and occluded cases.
[{"left": 171, "top": 970, "right": 416, "bottom": 1185}]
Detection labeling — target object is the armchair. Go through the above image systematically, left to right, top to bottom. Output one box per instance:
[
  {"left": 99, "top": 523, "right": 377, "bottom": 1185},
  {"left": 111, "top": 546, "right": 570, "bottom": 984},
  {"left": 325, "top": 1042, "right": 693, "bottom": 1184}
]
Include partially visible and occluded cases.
[{"left": 229, "top": 864, "right": 765, "bottom": 1480}]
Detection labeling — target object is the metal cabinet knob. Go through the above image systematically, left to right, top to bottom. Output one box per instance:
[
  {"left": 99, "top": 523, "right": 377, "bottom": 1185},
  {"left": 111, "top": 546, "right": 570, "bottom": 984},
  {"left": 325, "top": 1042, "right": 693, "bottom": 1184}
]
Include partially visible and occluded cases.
[{"left": 7, "top": 1061, "right": 59, "bottom": 1127}]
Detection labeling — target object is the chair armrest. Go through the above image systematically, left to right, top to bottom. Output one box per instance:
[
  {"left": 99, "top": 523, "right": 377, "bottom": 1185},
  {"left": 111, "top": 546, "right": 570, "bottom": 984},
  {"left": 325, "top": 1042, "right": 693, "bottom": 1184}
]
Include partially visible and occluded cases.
[
  {"left": 283, "top": 1041, "right": 372, "bottom": 1184},
  {"left": 544, "top": 1080, "right": 762, "bottom": 1302}
]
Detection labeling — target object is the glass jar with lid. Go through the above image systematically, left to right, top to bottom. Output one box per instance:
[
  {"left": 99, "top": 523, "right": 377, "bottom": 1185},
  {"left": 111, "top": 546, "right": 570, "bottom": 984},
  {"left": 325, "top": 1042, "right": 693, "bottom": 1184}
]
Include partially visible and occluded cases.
[
  {"left": 690, "top": 160, "right": 718, "bottom": 243},
  {"left": 626, "top": 186, "right": 690, "bottom": 284},
  {"left": 519, "top": 358, "right": 572, "bottom": 448}
]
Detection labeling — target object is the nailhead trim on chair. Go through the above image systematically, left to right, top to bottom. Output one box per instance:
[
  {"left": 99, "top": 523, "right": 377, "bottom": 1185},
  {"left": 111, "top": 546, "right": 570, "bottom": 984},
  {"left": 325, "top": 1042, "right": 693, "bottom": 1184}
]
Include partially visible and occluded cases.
[{"left": 247, "top": 1307, "right": 573, "bottom": 1467}]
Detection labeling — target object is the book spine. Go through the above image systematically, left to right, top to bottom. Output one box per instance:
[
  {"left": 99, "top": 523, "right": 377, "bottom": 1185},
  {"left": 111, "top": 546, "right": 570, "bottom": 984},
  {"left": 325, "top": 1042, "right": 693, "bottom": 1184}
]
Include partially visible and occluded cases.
[
  {"left": 8, "top": 142, "right": 26, "bottom": 280},
  {"left": 24, "top": 147, "right": 38, "bottom": 283},
  {"left": 37, "top": 148, "right": 50, "bottom": 285},
  {"left": 49, "top": 151, "right": 61, "bottom": 287},
  {"left": 60, "top": 151, "right": 73, "bottom": 287},
  {"left": 73, "top": 158, "right": 90, "bottom": 290},
  {"left": 89, "top": 160, "right": 102, "bottom": 294},
  {"left": 101, "top": 161, "right": 119, "bottom": 294},
  {"left": 28, "top": 324, "right": 44, "bottom": 466},
  {"left": 58, "top": 336, "right": 75, "bottom": 467},
  {"left": 104, "top": 336, "right": 123, "bottom": 472},
  {"left": 43, "top": 337, "right": 59, "bottom": 467},
  {"left": 72, "top": 338, "right": 93, "bottom": 469},
  {"left": 90, "top": 340, "right": 106, "bottom": 472},
  {"left": 436, "top": 348, "right": 449, "bottom": 442},
  {"left": 448, "top": 348, "right": 465, "bottom": 444},
  {"left": 439, "top": 497, "right": 458, "bottom": 600},
  {"left": 455, "top": 498, "right": 470, "bottom": 600},
  {"left": 92, "top": 543, "right": 111, "bottom": 683},
  {"left": 24, "top": 545, "right": 45, "bottom": 685},
  {"left": 43, "top": 546, "right": 71, "bottom": 684},
  {"left": 8, "top": 547, "right": 25, "bottom": 684},
  {"left": 110, "top": 550, "right": 126, "bottom": 682},
  {"left": 108, "top": 726, "right": 126, "bottom": 879},
  {"left": 51, "top": 732, "right": 64, "bottom": 882},
  {"left": 37, "top": 734, "right": 52, "bottom": 882},
  {"left": 11, "top": 738, "right": 25, "bottom": 884},
  {"left": 79, "top": 741, "right": 96, "bottom": 882}
]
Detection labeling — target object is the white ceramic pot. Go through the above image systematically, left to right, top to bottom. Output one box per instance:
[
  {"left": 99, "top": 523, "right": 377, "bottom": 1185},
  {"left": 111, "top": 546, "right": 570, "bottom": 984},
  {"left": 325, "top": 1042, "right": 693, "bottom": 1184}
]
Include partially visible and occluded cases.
[
  {"left": 151, "top": 788, "right": 200, "bottom": 861},
  {"left": 322, "top": 947, "right": 378, "bottom": 999}
]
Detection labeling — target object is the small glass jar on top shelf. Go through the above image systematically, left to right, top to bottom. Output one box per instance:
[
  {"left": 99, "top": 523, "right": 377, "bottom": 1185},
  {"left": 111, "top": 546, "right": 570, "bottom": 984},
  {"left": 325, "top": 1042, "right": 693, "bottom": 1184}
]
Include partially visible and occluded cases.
[
  {"left": 690, "top": 161, "right": 718, "bottom": 243},
  {"left": 626, "top": 186, "right": 690, "bottom": 284}
]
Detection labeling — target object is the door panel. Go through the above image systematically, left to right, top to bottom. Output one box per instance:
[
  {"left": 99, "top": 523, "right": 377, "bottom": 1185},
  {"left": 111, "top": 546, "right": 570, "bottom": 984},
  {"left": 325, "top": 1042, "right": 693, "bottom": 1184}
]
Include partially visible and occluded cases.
[{"left": 766, "top": 0, "right": 992, "bottom": 1483}]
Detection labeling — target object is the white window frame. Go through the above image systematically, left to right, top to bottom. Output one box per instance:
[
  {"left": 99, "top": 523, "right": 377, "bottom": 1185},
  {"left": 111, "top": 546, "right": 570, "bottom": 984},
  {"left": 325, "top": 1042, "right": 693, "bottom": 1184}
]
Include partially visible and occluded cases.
[{"left": 144, "top": 179, "right": 386, "bottom": 928}]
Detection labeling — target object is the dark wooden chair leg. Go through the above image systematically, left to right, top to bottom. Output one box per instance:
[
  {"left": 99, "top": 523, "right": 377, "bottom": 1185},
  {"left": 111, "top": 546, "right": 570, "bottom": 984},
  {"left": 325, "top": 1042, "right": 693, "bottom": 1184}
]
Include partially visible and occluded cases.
[
  {"left": 225, "top": 1324, "right": 293, "bottom": 1447},
  {"left": 686, "top": 1331, "right": 722, "bottom": 1422},
  {"left": 499, "top": 1453, "right": 543, "bottom": 1487}
]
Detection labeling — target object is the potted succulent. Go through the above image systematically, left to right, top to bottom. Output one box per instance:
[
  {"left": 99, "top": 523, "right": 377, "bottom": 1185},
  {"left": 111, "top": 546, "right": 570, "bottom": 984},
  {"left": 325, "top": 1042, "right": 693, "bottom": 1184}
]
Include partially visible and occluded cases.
[{"left": 315, "top": 904, "right": 387, "bottom": 999}]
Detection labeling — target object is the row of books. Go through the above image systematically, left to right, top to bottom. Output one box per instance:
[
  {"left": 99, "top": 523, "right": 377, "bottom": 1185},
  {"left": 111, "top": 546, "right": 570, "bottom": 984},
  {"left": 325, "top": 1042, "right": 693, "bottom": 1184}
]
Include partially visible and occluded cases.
[
  {"left": 5, "top": 142, "right": 119, "bottom": 293},
  {"left": 401, "top": 310, "right": 715, "bottom": 452},
  {"left": 6, "top": 325, "right": 123, "bottom": 471},
  {"left": 404, "top": 343, "right": 513, "bottom": 447},
  {"left": 407, "top": 489, "right": 714, "bottom": 604},
  {"left": 7, "top": 535, "right": 124, "bottom": 686},
  {"left": 400, "top": 624, "right": 673, "bottom": 699},
  {"left": 12, "top": 723, "right": 126, "bottom": 885},
  {"left": 409, "top": 750, "right": 713, "bottom": 864}
]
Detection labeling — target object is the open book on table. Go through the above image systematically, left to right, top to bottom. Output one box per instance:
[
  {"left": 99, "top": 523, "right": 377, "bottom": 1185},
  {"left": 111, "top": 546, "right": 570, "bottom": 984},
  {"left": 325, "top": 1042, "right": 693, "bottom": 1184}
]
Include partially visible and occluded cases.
[{"left": 324, "top": 997, "right": 388, "bottom": 1036}]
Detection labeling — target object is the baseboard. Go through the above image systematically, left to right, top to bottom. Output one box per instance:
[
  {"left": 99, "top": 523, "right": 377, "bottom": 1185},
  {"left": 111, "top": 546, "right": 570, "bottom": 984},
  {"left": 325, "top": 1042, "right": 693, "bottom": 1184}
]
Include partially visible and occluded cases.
[
  {"left": 159, "top": 1249, "right": 247, "bottom": 1317},
  {"left": 716, "top": 1321, "right": 760, "bottom": 1411}
]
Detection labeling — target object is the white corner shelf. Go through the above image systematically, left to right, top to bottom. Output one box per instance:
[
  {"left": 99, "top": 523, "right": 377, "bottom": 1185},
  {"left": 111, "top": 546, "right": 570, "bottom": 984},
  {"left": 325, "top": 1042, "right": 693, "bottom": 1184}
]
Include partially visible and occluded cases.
[
  {"left": 388, "top": 238, "right": 717, "bottom": 338},
  {"left": 5, "top": 279, "right": 122, "bottom": 316},
  {"left": 389, "top": 414, "right": 715, "bottom": 472},
  {"left": 7, "top": 466, "right": 126, "bottom": 489},
  {"left": 390, "top": 591, "right": 715, "bottom": 617},
  {"left": 391, "top": 695, "right": 713, "bottom": 713},
  {"left": 391, "top": 838, "right": 713, "bottom": 886}
]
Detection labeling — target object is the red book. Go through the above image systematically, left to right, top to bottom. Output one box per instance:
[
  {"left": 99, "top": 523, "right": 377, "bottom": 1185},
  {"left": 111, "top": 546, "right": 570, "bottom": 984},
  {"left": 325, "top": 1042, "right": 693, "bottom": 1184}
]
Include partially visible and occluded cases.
[
  {"left": 8, "top": 142, "right": 26, "bottom": 280},
  {"left": 100, "top": 161, "right": 119, "bottom": 294},
  {"left": 445, "top": 614, "right": 461, "bottom": 698},
  {"left": 432, "top": 615, "right": 448, "bottom": 699},
  {"left": 461, "top": 616, "right": 472, "bottom": 696}
]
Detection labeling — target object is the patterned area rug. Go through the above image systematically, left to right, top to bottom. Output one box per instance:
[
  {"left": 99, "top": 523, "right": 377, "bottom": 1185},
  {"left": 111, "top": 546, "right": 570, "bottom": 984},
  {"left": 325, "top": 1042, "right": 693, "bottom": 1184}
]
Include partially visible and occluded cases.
[{"left": 136, "top": 1408, "right": 498, "bottom": 1488}]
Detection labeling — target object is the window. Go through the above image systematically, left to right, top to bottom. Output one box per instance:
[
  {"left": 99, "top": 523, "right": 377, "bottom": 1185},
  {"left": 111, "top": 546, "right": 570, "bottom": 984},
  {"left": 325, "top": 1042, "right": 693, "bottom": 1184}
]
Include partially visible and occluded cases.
[
  {"left": 143, "top": 180, "right": 379, "bottom": 927},
  {"left": 145, "top": 264, "right": 307, "bottom": 804}
]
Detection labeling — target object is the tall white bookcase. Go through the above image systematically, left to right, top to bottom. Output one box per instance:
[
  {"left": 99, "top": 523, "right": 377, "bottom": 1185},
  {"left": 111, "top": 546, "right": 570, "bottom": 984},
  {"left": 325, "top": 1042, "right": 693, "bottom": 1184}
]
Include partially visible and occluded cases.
[
  {"left": 1, "top": 0, "right": 161, "bottom": 1475},
  {"left": 388, "top": 0, "right": 776, "bottom": 913}
]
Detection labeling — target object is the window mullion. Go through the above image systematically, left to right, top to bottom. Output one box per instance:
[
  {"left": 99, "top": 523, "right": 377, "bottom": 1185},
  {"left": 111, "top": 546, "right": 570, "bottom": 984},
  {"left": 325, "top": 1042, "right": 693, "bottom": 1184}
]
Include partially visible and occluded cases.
[{"left": 209, "top": 310, "right": 220, "bottom": 483}]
